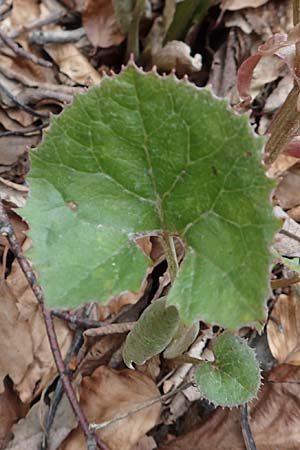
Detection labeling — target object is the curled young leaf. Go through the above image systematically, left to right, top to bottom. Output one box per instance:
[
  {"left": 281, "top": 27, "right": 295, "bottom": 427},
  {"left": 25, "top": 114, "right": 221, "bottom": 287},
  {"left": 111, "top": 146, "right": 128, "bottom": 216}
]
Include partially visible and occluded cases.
[{"left": 123, "top": 298, "right": 180, "bottom": 367}]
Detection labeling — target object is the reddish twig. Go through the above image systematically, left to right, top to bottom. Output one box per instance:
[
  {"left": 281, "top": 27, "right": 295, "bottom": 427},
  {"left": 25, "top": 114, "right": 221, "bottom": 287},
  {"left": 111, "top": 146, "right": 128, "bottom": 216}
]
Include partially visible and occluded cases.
[
  {"left": 0, "top": 28, "right": 52, "bottom": 67},
  {"left": 0, "top": 201, "right": 110, "bottom": 450},
  {"left": 41, "top": 305, "right": 93, "bottom": 450},
  {"left": 51, "top": 309, "right": 106, "bottom": 329}
]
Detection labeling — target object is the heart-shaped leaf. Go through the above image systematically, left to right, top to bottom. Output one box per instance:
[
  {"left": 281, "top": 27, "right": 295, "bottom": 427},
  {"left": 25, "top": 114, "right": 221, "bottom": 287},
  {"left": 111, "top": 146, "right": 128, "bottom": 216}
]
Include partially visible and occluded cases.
[
  {"left": 22, "top": 64, "right": 277, "bottom": 328},
  {"left": 195, "top": 333, "right": 261, "bottom": 407}
]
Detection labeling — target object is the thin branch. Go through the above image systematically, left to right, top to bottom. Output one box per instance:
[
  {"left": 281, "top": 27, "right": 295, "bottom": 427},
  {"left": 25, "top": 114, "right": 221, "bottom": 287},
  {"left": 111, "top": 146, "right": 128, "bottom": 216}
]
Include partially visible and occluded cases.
[
  {"left": 294, "top": 0, "right": 300, "bottom": 79},
  {"left": 8, "top": 11, "right": 65, "bottom": 40},
  {"left": 29, "top": 28, "right": 86, "bottom": 45},
  {"left": 0, "top": 29, "right": 52, "bottom": 67},
  {"left": 0, "top": 80, "right": 49, "bottom": 119},
  {"left": 0, "top": 122, "right": 48, "bottom": 137},
  {"left": 0, "top": 201, "right": 110, "bottom": 450},
  {"left": 279, "top": 229, "right": 300, "bottom": 244},
  {"left": 271, "top": 275, "right": 300, "bottom": 289},
  {"left": 41, "top": 305, "right": 93, "bottom": 450},
  {"left": 51, "top": 309, "right": 106, "bottom": 329},
  {"left": 84, "top": 322, "right": 135, "bottom": 337},
  {"left": 90, "top": 381, "right": 195, "bottom": 431},
  {"left": 240, "top": 404, "right": 257, "bottom": 450}
]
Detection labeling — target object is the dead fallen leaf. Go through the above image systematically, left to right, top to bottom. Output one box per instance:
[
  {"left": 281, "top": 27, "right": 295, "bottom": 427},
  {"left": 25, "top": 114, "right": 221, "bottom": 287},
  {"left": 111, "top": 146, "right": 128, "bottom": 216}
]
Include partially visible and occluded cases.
[
  {"left": 82, "top": 0, "right": 124, "bottom": 48},
  {"left": 222, "top": 0, "right": 272, "bottom": 11},
  {"left": 152, "top": 41, "right": 202, "bottom": 77},
  {"left": 44, "top": 42, "right": 101, "bottom": 85},
  {"left": 267, "top": 153, "right": 298, "bottom": 178},
  {"left": 274, "top": 163, "right": 300, "bottom": 209},
  {"left": 0, "top": 177, "right": 28, "bottom": 208},
  {"left": 288, "top": 205, "right": 300, "bottom": 221},
  {"left": 0, "top": 209, "right": 27, "bottom": 257},
  {"left": 274, "top": 216, "right": 300, "bottom": 257},
  {"left": 0, "top": 256, "right": 72, "bottom": 402},
  {"left": 267, "top": 290, "right": 300, "bottom": 365},
  {"left": 158, "top": 364, "right": 300, "bottom": 450},
  {"left": 60, "top": 366, "right": 161, "bottom": 450},
  {"left": 0, "top": 378, "right": 27, "bottom": 450},
  {"left": 6, "top": 392, "right": 77, "bottom": 450},
  {"left": 131, "top": 436, "right": 157, "bottom": 450}
]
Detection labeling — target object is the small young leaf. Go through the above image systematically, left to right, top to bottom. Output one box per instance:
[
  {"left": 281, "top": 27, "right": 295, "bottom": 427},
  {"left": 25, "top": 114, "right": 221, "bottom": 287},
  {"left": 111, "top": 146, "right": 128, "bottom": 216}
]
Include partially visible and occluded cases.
[
  {"left": 22, "top": 64, "right": 277, "bottom": 326},
  {"left": 123, "top": 298, "right": 180, "bottom": 367},
  {"left": 163, "top": 321, "right": 199, "bottom": 359},
  {"left": 195, "top": 333, "right": 261, "bottom": 407}
]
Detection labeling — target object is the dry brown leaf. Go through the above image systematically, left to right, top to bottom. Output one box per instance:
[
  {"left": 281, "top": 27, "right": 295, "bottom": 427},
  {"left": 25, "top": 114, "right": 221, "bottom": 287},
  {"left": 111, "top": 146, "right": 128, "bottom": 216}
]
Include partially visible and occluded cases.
[
  {"left": 9, "top": 0, "right": 41, "bottom": 27},
  {"left": 82, "top": 0, "right": 124, "bottom": 48},
  {"left": 222, "top": 0, "right": 270, "bottom": 11},
  {"left": 152, "top": 41, "right": 202, "bottom": 77},
  {"left": 44, "top": 42, "right": 101, "bottom": 85},
  {"left": 267, "top": 153, "right": 298, "bottom": 178},
  {"left": 274, "top": 162, "right": 300, "bottom": 209},
  {"left": 0, "top": 177, "right": 28, "bottom": 208},
  {"left": 288, "top": 205, "right": 300, "bottom": 221},
  {"left": 0, "top": 210, "right": 27, "bottom": 256},
  {"left": 274, "top": 216, "right": 300, "bottom": 257},
  {"left": 0, "top": 257, "right": 72, "bottom": 402},
  {"left": 267, "top": 291, "right": 300, "bottom": 365},
  {"left": 78, "top": 333, "right": 124, "bottom": 376},
  {"left": 158, "top": 364, "right": 300, "bottom": 450},
  {"left": 60, "top": 366, "right": 161, "bottom": 450},
  {"left": 0, "top": 379, "right": 27, "bottom": 450},
  {"left": 6, "top": 393, "right": 77, "bottom": 450},
  {"left": 131, "top": 436, "right": 157, "bottom": 450}
]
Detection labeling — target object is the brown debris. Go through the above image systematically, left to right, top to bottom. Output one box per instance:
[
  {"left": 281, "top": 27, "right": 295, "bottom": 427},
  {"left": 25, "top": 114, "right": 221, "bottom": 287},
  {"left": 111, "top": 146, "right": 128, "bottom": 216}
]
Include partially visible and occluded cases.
[
  {"left": 82, "top": 0, "right": 124, "bottom": 48},
  {"left": 60, "top": 367, "right": 161, "bottom": 450}
]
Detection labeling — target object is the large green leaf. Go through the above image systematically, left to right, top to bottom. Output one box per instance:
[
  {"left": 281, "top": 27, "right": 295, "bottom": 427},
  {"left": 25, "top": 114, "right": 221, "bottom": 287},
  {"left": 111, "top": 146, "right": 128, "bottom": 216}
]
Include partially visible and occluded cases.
[
  {"left": 23, "top": 64, "right": 277, "bottom": 327},
  {"left": 195, "top": 333, "right": 261, "bottom": 407}
]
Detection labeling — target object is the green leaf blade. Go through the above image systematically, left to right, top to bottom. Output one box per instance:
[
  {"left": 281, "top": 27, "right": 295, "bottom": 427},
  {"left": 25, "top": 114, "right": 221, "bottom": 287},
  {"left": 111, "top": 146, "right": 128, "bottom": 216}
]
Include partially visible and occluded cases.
[
  {"left": 23, "top": 65, "right": 277, "bottom": 321},
  {"left": 195, "top": 333, "right": 261, "bottom": 407}
]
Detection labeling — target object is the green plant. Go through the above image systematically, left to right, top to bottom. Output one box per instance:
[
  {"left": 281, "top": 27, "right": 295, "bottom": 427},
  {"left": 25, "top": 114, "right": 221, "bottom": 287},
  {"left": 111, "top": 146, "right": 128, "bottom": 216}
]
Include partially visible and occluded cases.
[{"left": 22, "top": 63, "right": 277, "bottom": 407}]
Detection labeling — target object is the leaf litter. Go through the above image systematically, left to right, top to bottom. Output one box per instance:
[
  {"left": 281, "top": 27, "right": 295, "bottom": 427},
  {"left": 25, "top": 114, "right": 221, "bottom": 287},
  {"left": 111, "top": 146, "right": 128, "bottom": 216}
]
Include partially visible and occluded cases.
[{"left": 1, "top": 0, "right": 300, "bottom": 449}]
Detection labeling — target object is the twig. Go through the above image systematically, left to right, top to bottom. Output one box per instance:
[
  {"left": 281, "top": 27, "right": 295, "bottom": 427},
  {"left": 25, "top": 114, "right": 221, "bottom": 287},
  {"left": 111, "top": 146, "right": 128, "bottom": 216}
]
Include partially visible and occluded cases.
[
  {"left": 294, "top": 0, "right": 300, "bottom": 79},
  {"left": 0, "top": 1, "right": 11, "bottom": 19},
  {"left": 8, "top": 11, "right": 65, "bottom": 40},
  {"left": 29, "top": 28, "right": 86, "bottom": 45},
  {"left": 0, "top": 29, "right": 52, "bottom": 68},
  {"left": 0, "top": 63, "right": 84, "bottom": 93},
  {"left": 0, "top": 80, "right": 49, "bottom": 119},
  {"left": 18, "top": 87, "right": 73, "bottom": 104},
  {"left": 0, "top": 122, "right": 49, "bottom": 138},
  {"left": 0, "top": 201, "right": 110, "bottom": 450},
  {"left": 279, "top": 229, "right": 300, "bottom": 244},
  {"left": 271, "top": 275, "right": 300, "bottom": 289},
  {"left": 41, "top": 305, "right": 93, "bottom": 450},
  {"left": 51, "top": 309, "right": 106, "bottom": 329},
  {"left": 51, "top": 311, "right": 136, "bottom": 336},
  {"left": 84, "top": 322, "right": 136, "bottom": 337},
  {"left": 90, "top": 381, "right": 195, "bottom": 431},
  {"left": 240, "top": 404, "right": 257, "bottom": 450}
]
